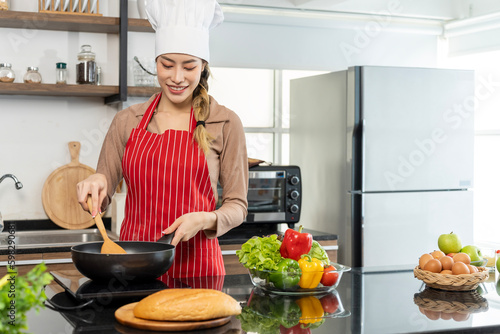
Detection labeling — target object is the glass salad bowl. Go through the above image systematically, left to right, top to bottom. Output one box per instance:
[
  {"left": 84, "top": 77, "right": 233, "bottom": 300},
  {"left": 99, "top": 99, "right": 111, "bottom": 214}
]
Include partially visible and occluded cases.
[
  {"left": 470, "top": 258, "right": 488, "bottom": 267},
  {"left": 247, "top": 263, "right": 351, "bottom": 295},
  {"left": 237, "top": 287, "right": 351, "bottom": 333}
]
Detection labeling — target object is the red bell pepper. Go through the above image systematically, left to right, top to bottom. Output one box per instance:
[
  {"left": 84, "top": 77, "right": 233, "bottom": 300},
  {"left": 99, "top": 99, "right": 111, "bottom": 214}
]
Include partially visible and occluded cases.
[
  {"left": 280, "top": 226, "right": 313, "bottom": 261},
  {"left": 320, "top": 265, "right": 339, "bottom": 287}
]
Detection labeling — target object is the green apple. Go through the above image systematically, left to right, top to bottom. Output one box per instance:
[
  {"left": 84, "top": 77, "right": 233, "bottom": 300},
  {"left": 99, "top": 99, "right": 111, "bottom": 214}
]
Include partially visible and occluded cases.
[
  {"left": 438, "top": 232, "right": 462, "bottom": 254},
  {"left": 460, "top": 245, "right": 483, "bottom": 262},
  {"left": 497, "top": 255, "right": 500, "bottom": 272}
]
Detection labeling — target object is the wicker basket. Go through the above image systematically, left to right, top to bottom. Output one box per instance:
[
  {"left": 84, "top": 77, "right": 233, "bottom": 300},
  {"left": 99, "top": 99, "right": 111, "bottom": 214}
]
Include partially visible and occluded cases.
[
  {"left": 413, "top": 266, "right": 489, "bottom": 291},
  {"left": 414, "top": 287, "right": 488, "bottom": 314}
]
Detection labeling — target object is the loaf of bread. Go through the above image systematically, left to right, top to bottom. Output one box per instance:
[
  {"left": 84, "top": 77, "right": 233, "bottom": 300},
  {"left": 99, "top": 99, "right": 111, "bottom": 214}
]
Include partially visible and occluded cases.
[{"left": 133, "top": 288, "right": 241, "bottom": 321}]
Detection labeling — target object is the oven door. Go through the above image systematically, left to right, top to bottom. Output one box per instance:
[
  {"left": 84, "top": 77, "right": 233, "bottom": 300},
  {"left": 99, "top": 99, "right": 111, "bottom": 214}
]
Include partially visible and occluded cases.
[{"left": 217, "top": 166, "right": 301, "bottom": 225}]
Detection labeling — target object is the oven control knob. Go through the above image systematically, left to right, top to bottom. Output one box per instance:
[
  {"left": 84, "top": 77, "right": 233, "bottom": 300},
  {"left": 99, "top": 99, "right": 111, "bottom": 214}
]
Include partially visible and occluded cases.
[
  {"left": 289, "top": 175, "right": 300, "bottom": 185},
  {"left": 289, "top": 190, "right": 300, "bottom": 200},
  {"left": 289, "top": 204, "right": 299, "bottom": 214}
]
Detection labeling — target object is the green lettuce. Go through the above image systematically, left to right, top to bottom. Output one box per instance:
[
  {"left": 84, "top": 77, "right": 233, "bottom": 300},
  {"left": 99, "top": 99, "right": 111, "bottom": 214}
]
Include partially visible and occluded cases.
[
  {"left": 236, "top": 234, "right": 283, "bottom": 271},
  {"left": 308, "top": 240, "right": 330, "bottom": 266}
]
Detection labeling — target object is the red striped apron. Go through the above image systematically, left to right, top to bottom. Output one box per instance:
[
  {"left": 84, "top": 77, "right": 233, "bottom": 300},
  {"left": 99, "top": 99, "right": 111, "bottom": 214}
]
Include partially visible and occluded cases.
[{"left": 120, "top": 93, "right": 225, "bottom": 284}]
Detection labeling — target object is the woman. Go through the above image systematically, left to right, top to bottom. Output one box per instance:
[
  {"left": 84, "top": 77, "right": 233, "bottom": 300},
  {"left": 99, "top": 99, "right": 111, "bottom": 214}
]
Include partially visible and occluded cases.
[{"left": 76, "top": 0, "right": 248, "bottom": 281}]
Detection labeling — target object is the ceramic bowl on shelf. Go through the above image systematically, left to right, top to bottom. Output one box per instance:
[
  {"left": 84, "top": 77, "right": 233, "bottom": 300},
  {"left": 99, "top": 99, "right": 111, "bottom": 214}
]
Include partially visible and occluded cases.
[{"left": 247, "top": 263, "right": 350, "bottom": 295}]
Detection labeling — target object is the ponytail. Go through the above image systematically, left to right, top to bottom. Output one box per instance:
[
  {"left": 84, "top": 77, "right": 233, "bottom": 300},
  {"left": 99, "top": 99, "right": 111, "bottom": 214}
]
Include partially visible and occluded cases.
[{"left": 192, "top": 64, "right": 213, "bottom": 155}]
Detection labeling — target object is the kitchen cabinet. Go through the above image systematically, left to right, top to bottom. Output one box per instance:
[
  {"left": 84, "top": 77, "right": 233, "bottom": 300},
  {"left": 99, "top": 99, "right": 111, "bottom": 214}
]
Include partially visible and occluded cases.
[{"left": 0, "top": 3, "right": 157, "bottom": 103}]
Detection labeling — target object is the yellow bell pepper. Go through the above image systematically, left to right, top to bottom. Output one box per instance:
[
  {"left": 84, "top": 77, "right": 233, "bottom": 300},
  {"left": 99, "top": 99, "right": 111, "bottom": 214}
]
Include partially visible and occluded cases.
[
  {"left": 298, "top": 255, "right": 324, "bottom": 289},
  {"left": 296, "top": 296, "right": 324, "bottom": 324}
]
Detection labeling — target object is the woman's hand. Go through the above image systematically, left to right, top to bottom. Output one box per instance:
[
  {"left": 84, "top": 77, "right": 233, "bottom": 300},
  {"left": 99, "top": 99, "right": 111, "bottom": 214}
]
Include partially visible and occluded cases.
[
  {"left": 76, "top": 173, "right": 108, "bottom": 217},
  {"left": 163, "top": 212, "right": 217, "bottom": 246}
]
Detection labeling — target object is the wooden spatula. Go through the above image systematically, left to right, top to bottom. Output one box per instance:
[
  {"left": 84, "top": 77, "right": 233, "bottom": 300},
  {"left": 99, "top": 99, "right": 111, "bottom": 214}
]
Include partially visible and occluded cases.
[{"left": 87, "top": 197, "right": 127, "bottom": 254}]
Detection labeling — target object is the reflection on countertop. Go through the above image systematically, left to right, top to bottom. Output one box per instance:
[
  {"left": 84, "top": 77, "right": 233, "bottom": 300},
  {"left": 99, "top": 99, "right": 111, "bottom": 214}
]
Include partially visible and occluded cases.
[{"left": 19, "top": 263, "right": 500, "bottom": 334}]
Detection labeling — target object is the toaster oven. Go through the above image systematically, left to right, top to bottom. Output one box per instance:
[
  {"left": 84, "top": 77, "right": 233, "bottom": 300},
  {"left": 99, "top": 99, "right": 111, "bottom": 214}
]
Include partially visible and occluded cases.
[{"left": 217, "top": 165, "right": 301, "bottom": 227}]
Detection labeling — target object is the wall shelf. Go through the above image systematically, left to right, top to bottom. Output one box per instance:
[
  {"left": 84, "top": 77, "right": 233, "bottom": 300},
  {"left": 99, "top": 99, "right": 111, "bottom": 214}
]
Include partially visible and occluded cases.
[
  {"left": 0, "top": 1, "right": 154, "bottom": 103},
  {"left": 0, "top": 10, "right": 120, "bottom": 33},
  {"left": 0, "top": 11, "right": 154, "bottom": 33},
  {"left": 128, "top": 18, "right": 154, "bottom": 33},
  {"left": 0, "top": 83, "right": 158, "bottom": 98},
  {"left": 128, "top": 86, "right": 159, "bottom": 97}
]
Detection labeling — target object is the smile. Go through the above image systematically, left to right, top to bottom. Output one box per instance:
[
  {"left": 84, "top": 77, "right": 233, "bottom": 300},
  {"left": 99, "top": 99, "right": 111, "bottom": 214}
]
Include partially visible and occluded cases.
[{"left": 168, "top": 85, "right": 188, "bottom": 92}]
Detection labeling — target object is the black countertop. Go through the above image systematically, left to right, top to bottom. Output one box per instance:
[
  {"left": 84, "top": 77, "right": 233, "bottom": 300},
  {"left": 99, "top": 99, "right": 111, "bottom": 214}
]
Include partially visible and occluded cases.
[{"left": 19, "top": 267, "right": 500, "bottom": 334}]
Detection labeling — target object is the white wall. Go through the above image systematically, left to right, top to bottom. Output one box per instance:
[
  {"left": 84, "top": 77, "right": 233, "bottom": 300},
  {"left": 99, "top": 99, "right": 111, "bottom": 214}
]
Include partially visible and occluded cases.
[{"left": 1, "top": 0, "right": 440, "bottom": 223}]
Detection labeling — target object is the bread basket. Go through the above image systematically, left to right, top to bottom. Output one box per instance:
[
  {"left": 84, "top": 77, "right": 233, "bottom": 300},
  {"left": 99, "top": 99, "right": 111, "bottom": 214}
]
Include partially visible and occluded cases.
[{"left": 413, "top": 266, "right": 489, "bottom": 291}]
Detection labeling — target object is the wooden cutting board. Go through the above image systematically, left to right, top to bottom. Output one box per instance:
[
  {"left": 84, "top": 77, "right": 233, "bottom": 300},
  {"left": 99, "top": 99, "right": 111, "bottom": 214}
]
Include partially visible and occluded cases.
[
  {"left": 42, "top": 141, "right": 96, "bottom": 229},
  {"left": 115, "top": 302, "right": 232, "bottom": 332}
]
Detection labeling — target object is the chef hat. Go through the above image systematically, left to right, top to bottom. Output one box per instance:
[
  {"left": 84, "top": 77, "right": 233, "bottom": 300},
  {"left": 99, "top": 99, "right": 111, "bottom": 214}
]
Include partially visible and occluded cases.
[{"left": 146, "top": 0, "right": 224, "bottom": 63}]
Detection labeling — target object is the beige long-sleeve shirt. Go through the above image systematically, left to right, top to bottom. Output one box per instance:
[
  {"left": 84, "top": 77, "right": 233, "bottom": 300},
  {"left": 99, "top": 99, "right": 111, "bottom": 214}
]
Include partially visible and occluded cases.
[{"left": 96, "top": 93, "right": 249, "bottom": 238}]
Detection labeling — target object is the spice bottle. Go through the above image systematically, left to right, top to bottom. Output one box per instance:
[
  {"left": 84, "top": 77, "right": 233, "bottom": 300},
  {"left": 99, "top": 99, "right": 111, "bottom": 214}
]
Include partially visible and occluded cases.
[
  {"left": 76, "top": 45, "right": 96, "bottom": 85},
  {"left": 56, "top": 62, "right": 67, "bottom": 84},
  {"left": 0, "top": 63, "right": 15, "bottom": 83},
  {"left": 24, "top": 67, "right": 42, "bottom": 84}
]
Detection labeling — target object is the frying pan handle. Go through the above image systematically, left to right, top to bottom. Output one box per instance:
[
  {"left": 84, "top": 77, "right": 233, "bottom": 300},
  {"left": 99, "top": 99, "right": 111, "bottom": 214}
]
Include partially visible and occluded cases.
[
  {"left": 157, "top": 231, "right": 175, "bottom": 245},
  {"left": 45, "top": 295, "right": 94, "bottom": 311}
]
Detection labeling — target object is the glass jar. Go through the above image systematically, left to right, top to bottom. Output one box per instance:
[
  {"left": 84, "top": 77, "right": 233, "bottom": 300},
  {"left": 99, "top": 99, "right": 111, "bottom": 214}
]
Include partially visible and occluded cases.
[
  {"left": 0, "top": 0, "right": 10, "bottom": 11},
  {"left": 76, "top": 45, "right": 96, "bottom": 85},
  {"left": 56, "top": 62, "right": 67, "bottom": 84},
  {"left": 0, "top": 63, "right": 15, "bottom": 83},
  {"left": 96, "top": 66, "right": 102, "bottom": 86},
  {"left": 24, "top": 67, "right": 42, "bottom": 84}
]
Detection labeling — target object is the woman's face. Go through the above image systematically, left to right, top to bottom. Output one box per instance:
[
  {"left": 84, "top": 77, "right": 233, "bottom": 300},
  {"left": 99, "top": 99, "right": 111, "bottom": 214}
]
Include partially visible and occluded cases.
[{"left": 156, "top": 53, "right": 205, "bottom": 106}]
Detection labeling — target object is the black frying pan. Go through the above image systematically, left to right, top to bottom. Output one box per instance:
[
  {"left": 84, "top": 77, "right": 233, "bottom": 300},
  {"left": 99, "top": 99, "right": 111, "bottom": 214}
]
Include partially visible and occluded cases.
[{"left": 71, "top": 233, "right": 175, "bottom": 282}]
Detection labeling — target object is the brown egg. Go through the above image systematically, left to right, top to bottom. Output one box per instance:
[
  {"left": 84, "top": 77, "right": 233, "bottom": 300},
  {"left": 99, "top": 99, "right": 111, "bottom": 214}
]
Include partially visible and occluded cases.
[
  {"left": 431, "top": 250, "right": 446, "bottom": 259},
  {"left": 419, "top": 253, "right": 433, "bottom": 269},
  {"left": 453, "top": 253, "right": 471, "bottom": 265},
  {"left": 439, "top": 255, "right": 454, "bottom": 270},
  {"left": 424, "top": 259, "right": 442, "bottom": 273},
  {"left": 452, "top": 262, "right": 470, "bottom": 275},
  {"left": 467, "top": 264, "right": 479, "bottom": 273},
  {"left": 440, "top": 269, "right": 453, "bottom": 275},
  {"left": 424, "top": 309, "right": 441, "bottom": 320},
  {"left": 440, "top": 312, "right": 453, "bottom": 320},
  {"left": 452, "top": 312, "right": 470, "bottom": 322}
]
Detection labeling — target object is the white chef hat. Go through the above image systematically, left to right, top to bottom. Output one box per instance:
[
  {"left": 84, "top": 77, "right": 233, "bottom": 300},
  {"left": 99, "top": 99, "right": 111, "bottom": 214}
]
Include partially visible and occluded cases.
[{"left": 146, "top": 0, "right": 224, "bottom": 63}]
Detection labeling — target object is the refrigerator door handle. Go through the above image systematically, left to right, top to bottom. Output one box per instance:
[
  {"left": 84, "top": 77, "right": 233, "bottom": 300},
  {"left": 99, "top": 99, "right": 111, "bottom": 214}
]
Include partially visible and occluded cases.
[{"left": 361, "top": 118, "right": 366, "bottom": 192}]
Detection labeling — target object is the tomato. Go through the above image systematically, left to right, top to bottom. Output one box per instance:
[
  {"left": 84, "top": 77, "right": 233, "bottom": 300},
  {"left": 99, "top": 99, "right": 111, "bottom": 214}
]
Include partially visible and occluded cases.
[
  {"left": 319, "top": 265, "right": 339, "bottom": 286},
  {"left": 319, "top": 293, "right": 339, "bottom": 314},
  {"left": 280, "top": 324, "right": 312, "bottom": 334}
]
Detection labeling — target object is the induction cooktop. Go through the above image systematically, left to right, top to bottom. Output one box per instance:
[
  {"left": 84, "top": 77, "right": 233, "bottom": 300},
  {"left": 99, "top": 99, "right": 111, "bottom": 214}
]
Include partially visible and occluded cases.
[{"left": 50, "top": 270, "right": 188, "bottom": 301}]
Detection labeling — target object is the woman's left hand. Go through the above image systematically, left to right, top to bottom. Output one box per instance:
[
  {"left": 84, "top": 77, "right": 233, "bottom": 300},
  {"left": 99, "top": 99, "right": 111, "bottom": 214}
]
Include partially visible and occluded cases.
[{"left": 163, "top": 212, "right": 217, "bottom": 246}]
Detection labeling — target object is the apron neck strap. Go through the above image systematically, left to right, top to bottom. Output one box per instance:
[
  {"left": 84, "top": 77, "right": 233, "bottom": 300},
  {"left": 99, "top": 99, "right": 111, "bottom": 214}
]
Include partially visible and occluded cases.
[
  {"left": 138, "top": 93, "right": 162, "bottom": 130},
  {"left": 138, "top": 95, "right": 197, "bottom": 134}
]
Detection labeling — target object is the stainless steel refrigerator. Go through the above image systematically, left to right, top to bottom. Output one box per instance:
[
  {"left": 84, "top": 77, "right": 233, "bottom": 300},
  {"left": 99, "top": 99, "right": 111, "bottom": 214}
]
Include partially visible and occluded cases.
[{"left": 290, "top": 66, "right": 475, "bottom": 271}]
